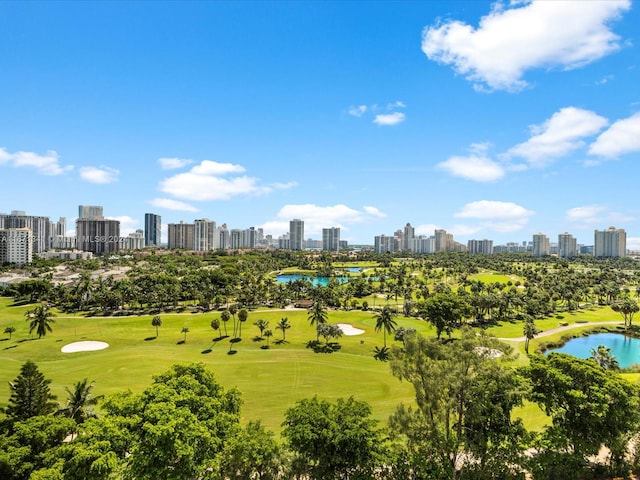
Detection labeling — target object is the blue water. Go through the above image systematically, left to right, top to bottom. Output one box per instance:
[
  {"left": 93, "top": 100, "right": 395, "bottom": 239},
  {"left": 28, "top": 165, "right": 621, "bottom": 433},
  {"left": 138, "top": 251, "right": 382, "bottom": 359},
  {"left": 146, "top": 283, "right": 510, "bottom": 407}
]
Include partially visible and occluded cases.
[
  {"left": 343, "top": 267, "right": 362, "bottom": 273},
  {"left": 276, "top": 274, "right": 348, "bottom": 286},
  {"left": 548, "top": 333, "right": 640, "bottom": 368}
]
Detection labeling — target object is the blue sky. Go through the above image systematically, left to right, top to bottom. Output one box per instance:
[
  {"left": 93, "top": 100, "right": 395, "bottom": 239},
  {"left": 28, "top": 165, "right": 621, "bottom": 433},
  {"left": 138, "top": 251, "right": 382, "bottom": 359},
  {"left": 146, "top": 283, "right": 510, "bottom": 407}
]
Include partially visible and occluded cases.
[{"left": 1, "top": 1, "right": 640, "bottom": 247}]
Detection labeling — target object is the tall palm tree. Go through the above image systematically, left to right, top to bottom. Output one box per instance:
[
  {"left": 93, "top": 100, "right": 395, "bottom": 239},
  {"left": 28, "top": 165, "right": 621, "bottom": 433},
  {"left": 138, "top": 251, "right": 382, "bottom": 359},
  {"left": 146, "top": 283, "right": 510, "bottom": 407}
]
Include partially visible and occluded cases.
[
  {"left": 308, "top": 301, "right": 328, "bottom": 341},
  {"left": 25, "top": 304, "right": 55, "bottom": 339},
  {"left": 229, "top": 304, "right": 238, "bottom": 338},
  {"left": 374, "top": 305, "right": 397, "bottom": 348},
  {"left": 238, "top": 308, "right": 249, "bottom": 339},
  {"left": 220, "top": 310, "right": 231, "bottom": 337},
  {"left": 151, "top": 315, "right": 162, "bottom": 337},
  {"left": 277, "top": 317, "right": 291, "bottom": 342},
  {"left": 211, "top": 318, "right": 221, "bottom": 339},
  {"left": 523, "top": 318, "right": 539, "bottom": 355},
  {"left": 254, "top": 319, "right": 269, "bottom": 338},
  {"left": 4, "top": 326, "right": 16, "bottom": 340},
  {"left": 181, "top": 326, "right": 190, "bottom": 343},
  {"left": 264, "top": 329, "right": 273, "bottom": 348},
  {"left": 57, "top": 378, "right": 102, "bottom": 424}
]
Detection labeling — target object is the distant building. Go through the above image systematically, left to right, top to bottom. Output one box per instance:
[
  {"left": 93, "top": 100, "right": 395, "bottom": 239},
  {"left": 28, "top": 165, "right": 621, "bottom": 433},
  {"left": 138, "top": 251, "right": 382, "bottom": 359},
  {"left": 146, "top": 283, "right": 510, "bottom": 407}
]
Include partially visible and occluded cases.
[
  {"left": 78, "top": 205, "right": 104, "bottom": 220},
  {"left": 0, "top": 211, "right": 51, "bottom": 254},
  {"left": 144, "top": 213, "right": 162, "bottom": 246},
  {"left": 76, "top": 218, "right": 121, "bottom": 255},
  {"left": 194, "top": 219, "right": 217, "bottom": 251},
  {"left": 289, "top": 219, "right": 304, "bottom": 251},
  {"left": 167, "top": 221, "right": 195, "bottom": 250},
  {"left": 402, "top": 223, "right": 415, "bottom": 252},
  {"left": 594, "top": 226, "right": 626, "bottom": 258},
  {"left": 322, "top": 227, "right": 340, "bottom": 252},
  {"left": 0, "top": 228, "right": 33, "bottom": 265},
  {"left": 121, "top": 229, "right": 145, "bottom": 250},
  {"left": 558, "top": 232, "right": 577, "bottom": 259},
  {"left": 532, "top": 233, "right": 550, "bottom": 257},
  {"left": 374, "top": 234, "right": 398, "bottom": 254},
  {"left": 468, "top": 239, "right": 493, "bottom": 255}
]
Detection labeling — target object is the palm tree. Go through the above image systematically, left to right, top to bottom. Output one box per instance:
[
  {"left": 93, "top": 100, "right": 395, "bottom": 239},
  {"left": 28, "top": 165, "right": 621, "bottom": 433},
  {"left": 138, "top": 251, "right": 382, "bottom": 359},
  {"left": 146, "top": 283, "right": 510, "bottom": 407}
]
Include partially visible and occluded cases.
[
  {"left": 308, "top": 301, "right": 328, "bottom": 341},
  {"left": 25, "top": 304, "right": 55, "bottom": 339},
  {"left": 229, "top": 304, "right": 238, "bottom": 338},
  {"left": 374, "top": 305, "right": 397, "bottom": 348},
  {"left": 238, "top": 308, "right": 248, "bottom": 339},
  {"left": 221, "top": 310, "right": 231, "bottom": 337},
  {"left": 151, "top": 315, "right": 162, "bottom": 337},
  {"left": 277, "top": 317, "right": 291, "bottom": 342},
  {"left": 211, "top": 318, "right": 221, "bottom": 339},
  {"left": 523, "top": 318, "right": 539, "bottom": 355},
  {"left": 254, "top": 319, "right": 269, "bottom": 338},
  {"left": 4, "top": 326, "right": 16, "bottom": 340},
  {"left": 181, "top": 326, "right": 190, "bottom": 343},
  {"left": 264, "top": 329, "right": 273, "bottom": 348},
  {"left": 591, "top": 344, "right": 619, "bottom": 370},
  {"left": 57, "top": 378, "right": 102, "bottom": 424}
]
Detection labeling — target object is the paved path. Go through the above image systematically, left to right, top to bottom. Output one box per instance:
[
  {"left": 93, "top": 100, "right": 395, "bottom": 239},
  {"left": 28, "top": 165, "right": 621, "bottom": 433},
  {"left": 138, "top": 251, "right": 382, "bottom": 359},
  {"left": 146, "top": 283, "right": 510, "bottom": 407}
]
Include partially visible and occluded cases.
[{"left": 499, "top": 321, "right": 623, "bottom": 342}]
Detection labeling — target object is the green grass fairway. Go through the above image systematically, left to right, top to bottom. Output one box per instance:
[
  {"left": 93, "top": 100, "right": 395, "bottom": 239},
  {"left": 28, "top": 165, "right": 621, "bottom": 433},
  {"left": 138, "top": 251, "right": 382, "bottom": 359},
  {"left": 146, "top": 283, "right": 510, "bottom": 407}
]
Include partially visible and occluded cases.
[{"left": 0, "top": 298, "right": 432, "bottom": 433}]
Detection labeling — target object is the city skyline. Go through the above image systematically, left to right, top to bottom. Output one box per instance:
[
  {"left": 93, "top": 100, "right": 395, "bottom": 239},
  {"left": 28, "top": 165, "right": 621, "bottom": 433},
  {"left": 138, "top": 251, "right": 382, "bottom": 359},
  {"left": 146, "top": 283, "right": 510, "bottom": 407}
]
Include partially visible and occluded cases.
[{"left": 1, "top": 2, "right": 640, "bottom": 247}]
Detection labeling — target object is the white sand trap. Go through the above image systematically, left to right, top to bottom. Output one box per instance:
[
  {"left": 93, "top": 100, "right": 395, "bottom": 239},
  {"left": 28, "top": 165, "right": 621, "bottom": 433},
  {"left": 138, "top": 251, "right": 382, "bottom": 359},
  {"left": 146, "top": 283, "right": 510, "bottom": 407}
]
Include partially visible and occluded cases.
[
  {"left": 337, "top": 324, "right": 365, "bottom": 336},
  {"left": 61, "top": 341, "right": 109, "bottom": 353},
  {"left": 474, "top": 346, "right": 503, "bottom": 359}
]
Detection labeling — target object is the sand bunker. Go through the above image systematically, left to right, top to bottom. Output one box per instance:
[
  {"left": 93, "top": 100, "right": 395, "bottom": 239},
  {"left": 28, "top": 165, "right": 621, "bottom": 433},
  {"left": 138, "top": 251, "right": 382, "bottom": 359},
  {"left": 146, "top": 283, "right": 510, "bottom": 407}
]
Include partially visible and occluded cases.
[
  {"left": 337, "top": 324, "right": 365, "bottom": 336},
  {"left": 61, "top": 341, "right": 109, "bottom": 353},
  {"left": 474, "top": 346, "right": 503, "bottom": 359}
]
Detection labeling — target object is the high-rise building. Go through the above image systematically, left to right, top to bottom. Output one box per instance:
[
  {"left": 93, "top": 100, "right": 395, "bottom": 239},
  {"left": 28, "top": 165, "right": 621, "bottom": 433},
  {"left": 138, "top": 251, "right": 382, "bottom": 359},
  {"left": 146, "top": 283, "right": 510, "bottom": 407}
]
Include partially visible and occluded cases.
[
  {"left": 78, "top": 205, "right": 104, "bottom": 220},
  {"left": 0, "top": 212, "right": 50, "bottom": 254},
  {"left": 144, "top": 213, "right": 162, "bottom": 247},
  {"left": 76, "top": 218, "right": 121, "bottom": 255},
  {"left": 194, "top": 219, "right": 217, "bottom": 251},
  {"left": 289, "top": 219, "right": 304, "bottom": 251},
  {"left": 167, "top": 222, "right": 195, "bottom": 250},
  {"left": 402, "top": 223, "right": 415, "bottom": 252},
  {"left": 218, "top": 224, "right": 230, "bottom": 250},
  {"left": 594, "top": 226, "right": 626, "bottom": 258},
  {"left": 322, "top": 227, "right": 340, "bottom": 252},
  {"left": 0, "top": 228, "right": 33, "bottom": 265},
  {"left": 434, "top": 229, "right": 452, "bottom": 252},
  {"left": 121, "top": 230, "right": 145, "bottom": 250},
  {"left": 558, "top": 232, "right": 577, "bottom": 259},
  {"left": 532, "top": 233, "right": 550, "bottom": 257},
  {"left": 374, "top": 234, "right": 398, "bottom": 254},
  {"left": 413, "top": 235, "right": 435, "bottom": 254},
  {"left": 468, "top": 239, "right": 493, "bottom": 255}
]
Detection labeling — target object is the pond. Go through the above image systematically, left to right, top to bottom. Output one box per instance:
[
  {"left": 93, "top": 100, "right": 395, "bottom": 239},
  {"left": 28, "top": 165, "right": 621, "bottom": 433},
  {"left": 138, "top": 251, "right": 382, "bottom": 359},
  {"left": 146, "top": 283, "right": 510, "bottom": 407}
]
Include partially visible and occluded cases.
[
  {"left": 276, "top": 274, "right": 348, "bottom": 287},
  {"left": 547, "top": 333, "right": 640, "bottom": 368}
]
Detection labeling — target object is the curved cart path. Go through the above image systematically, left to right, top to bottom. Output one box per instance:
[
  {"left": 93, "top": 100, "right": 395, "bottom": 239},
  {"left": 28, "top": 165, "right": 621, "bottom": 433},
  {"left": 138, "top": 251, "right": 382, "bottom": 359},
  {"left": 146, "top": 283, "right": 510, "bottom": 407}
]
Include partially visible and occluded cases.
[{"left": 499, "top": 321, "right": 623, "bottom": 342}]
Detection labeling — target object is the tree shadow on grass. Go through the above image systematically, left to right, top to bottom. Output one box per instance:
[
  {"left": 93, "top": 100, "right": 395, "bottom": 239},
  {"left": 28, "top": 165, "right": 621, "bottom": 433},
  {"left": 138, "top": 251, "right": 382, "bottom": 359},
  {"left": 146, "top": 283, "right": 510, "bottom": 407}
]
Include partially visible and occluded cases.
[
  {"left": 252, "top": 336, "right": 264, "bottom": 343},
  {"left": 144, "top": 337, "right": 156, "bottom": 341},
  {"left": 212, "top": 337, "right": 225, "bottom": 343},
  {"left": 0, "top": 338, "right": 8, "bottom": 342},
  {"left": 230, "top": 338, "right": 242, "bottom": 344},
  {"left": 274, "top": 339, "right": 287, "bottom": 345},
  {"left": 176, "top": 340, "right": 185, "bottom": 345},
  {"left": 306, "top": 340, "right": 341, "bottom": 354},
  {"left": 4, "top": 345, "right": 17, "bottom": 350},
  {"left": 261, "top": 345, "right": 270, "bottom": 350},
  {"left": 201, "top": 348, "right": 212, "bottom": 354},
  {"left": 227, "top": 349, "right": 238, "bottom": 355}
]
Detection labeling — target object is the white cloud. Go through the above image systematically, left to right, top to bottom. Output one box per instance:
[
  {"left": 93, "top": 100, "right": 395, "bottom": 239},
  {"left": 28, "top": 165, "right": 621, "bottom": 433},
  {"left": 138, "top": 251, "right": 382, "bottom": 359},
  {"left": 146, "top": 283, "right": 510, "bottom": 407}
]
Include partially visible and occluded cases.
[
  {"left": 422, "top": 0, "right": 630, "bottom": 91},
  {"left": 595, "top": 75, "right": 614, "bottom": 85},
  {"left": 348, "top": 105, "right": 368, "bottom": 117},
  {"left": 504, "top": 107, "right": 609, "bottom": 166},
  {"left": 373, "top": 112, "right": 406, "bottom": 126},
  {"left": 588, "top": 112, "right": 640, "bottom": 158},
  {"left": 0, "top": 147, "right": 73, "bottom": 175},
  {"left": 437, "top": 155, "right": 505, "bottom": 182},
  {"left": 158, "top": 157, "right": 193, "bottom": 170},
  {"left": 159, "top": 160, "right": 290, "bottom": 201},
  {"left": 79, "top": 166, "right": 119, "bottom": 184},
  {"left": 149, "top": 198, "right": 199, "bottom": 212},
  {"left": 455, "top": 200, "right": 534, "bottom": 220},
  {"left": 260, "top": 204, "right": 387, "bottom": 237},
  {"left": 566, "top": 204, "right": 633, "bottom": 226},
  {"left": 106, "top": 215, "right": 139, "bottom": 236},
  {"left": 415, "top": 223, "right": 442, "bottom": 236},
  {"left": 627, "top": 237, "right": 640, "bottom": 252}
]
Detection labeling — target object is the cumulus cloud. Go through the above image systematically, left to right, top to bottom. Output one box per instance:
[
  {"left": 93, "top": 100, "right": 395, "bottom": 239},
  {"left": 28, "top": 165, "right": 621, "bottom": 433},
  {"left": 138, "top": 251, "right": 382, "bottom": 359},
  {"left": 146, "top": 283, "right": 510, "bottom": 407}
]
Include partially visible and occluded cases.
[
  {"left": 422, "top": 0, "right": 630, "bottom": 91},
  {"left": 347, "top": 101, "right": 407, "bottom": 125},
  {"left": 504, "top": 107, "right": 609, "bottom": 167},
  {"left": 373, "top": 112, "right": 406, "bottom": 126},
  {"left": 588, "top": 112, "right": 640, "bottom": 158},
  {"left": 0, "top": 147, "right": 73, "bottom": 175},
  {"left": 437, "top": 155, "right": 505, "bottom": 182},
  {"left": 158, "top": 157, "right": 193, "bottom": 170},
  {"left": 158, "top": 160, "right": 291, "bottom": 201},
  {"left": 79, "top": 166, "right": 119, "bottom": 184},
  {"left": 149, "top": 198, "right": 199, "bottom": 212},
  {"left": 453, "top": 200, "right": 534, "bottom": 233},
  {"left": 260, "top": 204, "right": 387, "bottom": 237},
  {"left": 566, "top": 204, "right": 633, "bottom": 227}
]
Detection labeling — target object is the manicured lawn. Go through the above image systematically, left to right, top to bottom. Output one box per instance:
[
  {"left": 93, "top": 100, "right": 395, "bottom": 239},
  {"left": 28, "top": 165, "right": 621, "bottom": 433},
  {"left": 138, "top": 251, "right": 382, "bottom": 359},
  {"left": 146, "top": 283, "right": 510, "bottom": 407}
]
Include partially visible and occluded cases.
[
  {"left": 469, "top": 271, "right": 524, "bottom": 285},
  {"left": 0, "top": 297, "right": 431, "bottom": 433}
]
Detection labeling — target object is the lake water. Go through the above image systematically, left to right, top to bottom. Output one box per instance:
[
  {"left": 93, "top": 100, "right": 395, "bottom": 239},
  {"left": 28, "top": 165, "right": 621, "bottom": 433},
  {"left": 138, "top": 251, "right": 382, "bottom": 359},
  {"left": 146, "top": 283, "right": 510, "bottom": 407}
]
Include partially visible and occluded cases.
[
  {"left": 276, "top": 274, "right": 348, "bottom": 287},
  {"left": 548, "top": 333, "right": 640, "bottom": 368}
]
